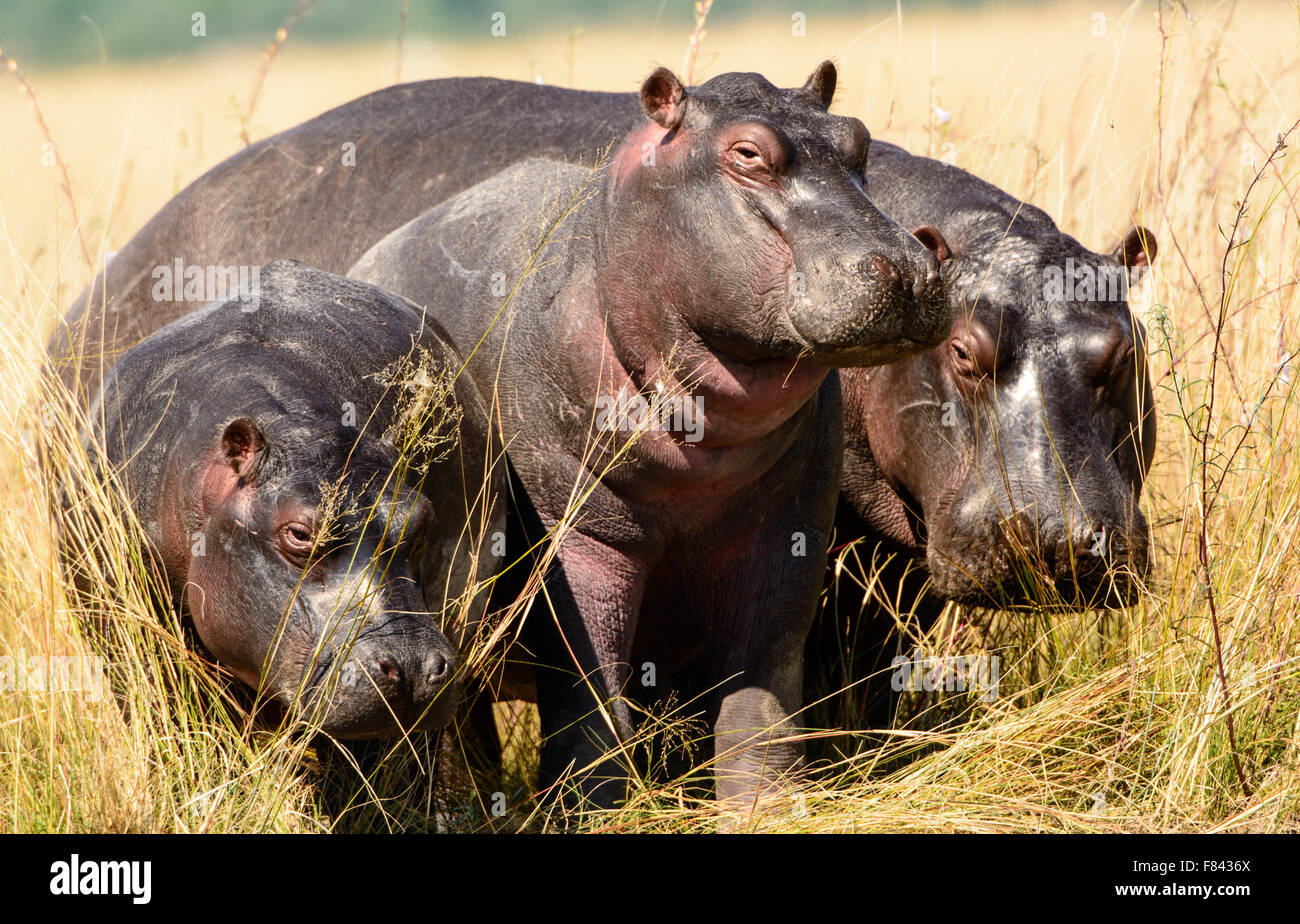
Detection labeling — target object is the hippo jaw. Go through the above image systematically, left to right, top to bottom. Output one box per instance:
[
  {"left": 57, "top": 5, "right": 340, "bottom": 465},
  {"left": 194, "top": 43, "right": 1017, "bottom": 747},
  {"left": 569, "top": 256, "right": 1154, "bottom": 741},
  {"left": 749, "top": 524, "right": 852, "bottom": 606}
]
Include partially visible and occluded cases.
[{"left": 923, "top": 484, "right": 1152, "bottom": 609}]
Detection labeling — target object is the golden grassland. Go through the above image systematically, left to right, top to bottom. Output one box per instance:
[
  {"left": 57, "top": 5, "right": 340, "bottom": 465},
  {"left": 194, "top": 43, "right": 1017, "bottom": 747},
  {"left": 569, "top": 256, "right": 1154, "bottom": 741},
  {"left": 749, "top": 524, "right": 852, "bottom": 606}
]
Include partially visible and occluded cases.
[{"left": 2, "top": 1, "right": 1299, "bottom": 831}]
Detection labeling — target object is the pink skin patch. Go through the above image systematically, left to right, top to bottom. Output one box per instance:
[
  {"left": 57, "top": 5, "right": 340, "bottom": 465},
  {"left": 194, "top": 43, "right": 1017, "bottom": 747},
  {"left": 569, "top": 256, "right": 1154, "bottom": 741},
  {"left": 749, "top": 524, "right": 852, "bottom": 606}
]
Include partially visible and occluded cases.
[
  {"left": 610, "top": 122, "right": 679, "bottom": 187},
  {"left": 559, "top": 295, "right": 829, "bottom": 495},
  {"left": 177, "top": 454, "right": 265, "bottom": 689}
]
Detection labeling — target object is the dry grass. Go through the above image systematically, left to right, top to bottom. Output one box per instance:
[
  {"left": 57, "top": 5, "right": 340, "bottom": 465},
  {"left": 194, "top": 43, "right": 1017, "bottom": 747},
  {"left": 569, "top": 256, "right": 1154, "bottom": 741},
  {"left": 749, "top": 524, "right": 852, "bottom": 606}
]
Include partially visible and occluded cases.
[{"left": 2, "top": 1, "right": 1299, "bottom": 832}]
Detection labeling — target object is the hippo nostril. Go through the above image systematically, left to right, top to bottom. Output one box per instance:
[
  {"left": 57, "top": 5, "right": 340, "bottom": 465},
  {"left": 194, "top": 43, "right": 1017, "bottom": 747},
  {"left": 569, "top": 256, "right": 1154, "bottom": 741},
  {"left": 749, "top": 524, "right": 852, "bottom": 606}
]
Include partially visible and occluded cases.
[
  {"left": 869, "top": 253, "right": 901, "bottom": 283},
  {"left": 424, "top": 651, "right": 451, "bottom": 688},
  {"left": 376, "top": 657, "right": 403, "bottom": 684}
]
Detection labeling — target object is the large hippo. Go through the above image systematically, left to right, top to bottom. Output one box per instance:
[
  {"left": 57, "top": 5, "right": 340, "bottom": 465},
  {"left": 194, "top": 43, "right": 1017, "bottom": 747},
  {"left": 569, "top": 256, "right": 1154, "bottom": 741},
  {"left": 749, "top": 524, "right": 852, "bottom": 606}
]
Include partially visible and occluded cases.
[
  {"left": 349, "top": 64, "right": 948, "bottom": 808},
  {"left": 51, "top": 71, "right": 1155, "bottom": 612},
  {"left": 51, "top": 78, "right": 653, "bottom": 404},
  {"left": 834, "top": 145, "right": 1156, "bottom": 613},
  {"left": 805, "top": 147, "right": 1157, "bottom": 732},
  {"left": 63, "top": 261, "right": 503, "bottom": 738}
]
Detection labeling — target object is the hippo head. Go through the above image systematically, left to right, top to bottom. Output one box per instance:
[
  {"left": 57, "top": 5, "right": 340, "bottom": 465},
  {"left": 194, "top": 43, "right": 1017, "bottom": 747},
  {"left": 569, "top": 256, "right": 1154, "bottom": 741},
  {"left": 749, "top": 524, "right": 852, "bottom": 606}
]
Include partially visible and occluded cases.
[
  {"left": 599, "top": 62, "right": 948, "bottom": 370},
  {"left": 847, "top": 219, "right": 1157, "bottom": 608},
  {"left": 182, "top": 414, "right": 459, "bottom": 738}
]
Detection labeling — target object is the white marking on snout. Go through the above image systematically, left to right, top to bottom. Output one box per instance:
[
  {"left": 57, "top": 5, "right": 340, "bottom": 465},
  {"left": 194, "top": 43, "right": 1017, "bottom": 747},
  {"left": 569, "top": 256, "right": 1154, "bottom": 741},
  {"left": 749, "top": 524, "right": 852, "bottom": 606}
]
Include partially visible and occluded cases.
[{"left": 302, "top": 563, "right": 389, "bottom": 657}]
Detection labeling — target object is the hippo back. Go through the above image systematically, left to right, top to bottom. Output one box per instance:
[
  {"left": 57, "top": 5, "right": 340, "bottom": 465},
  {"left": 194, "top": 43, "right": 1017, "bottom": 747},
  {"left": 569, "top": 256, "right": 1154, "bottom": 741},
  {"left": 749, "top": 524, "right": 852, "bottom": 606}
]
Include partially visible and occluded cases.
[{"left": 52, "top": 79, "right": 644, "bottom": 405}]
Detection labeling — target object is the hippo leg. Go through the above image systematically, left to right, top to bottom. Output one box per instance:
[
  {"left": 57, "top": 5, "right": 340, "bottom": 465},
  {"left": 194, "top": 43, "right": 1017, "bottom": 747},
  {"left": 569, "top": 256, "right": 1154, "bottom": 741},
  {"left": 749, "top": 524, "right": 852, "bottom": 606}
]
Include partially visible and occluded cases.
[
  {"left": 698, "top": 379, "right": 843, "bottom": 811},
  {"left": 702, "top": 528, "right": 828, "bottom": 812},
  {"left": 533, "top": 532, "right": 648, "bottom": 812}
]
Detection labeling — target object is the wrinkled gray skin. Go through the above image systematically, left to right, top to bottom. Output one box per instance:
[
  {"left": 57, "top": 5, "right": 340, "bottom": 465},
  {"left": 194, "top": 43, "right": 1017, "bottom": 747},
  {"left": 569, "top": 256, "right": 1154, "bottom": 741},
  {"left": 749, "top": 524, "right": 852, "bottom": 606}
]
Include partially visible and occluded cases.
[
  {"left": 350, "top": 63, "right": 948, "bottom": 809},
  {"left": 51, "top": 71, "right": 1153, "bottom": 612},
  {"left": 52, "top": 79, "right": 658, "bottom": 404},
  {"left": 837, "top": 144, "right": 1156, "bottom": 609},
  {"left": 72, "top": 261, "right": 502, "bottom": 738}
]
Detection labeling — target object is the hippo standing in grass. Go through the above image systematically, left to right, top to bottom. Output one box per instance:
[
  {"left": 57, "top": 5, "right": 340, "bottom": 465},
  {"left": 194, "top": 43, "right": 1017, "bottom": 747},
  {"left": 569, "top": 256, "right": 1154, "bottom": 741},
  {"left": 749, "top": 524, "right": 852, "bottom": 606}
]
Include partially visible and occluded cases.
[
  {"left": 49, "top": 63, "right": 1156, "bottom": 791},
  {"left": 350, "top": 64, "right": 948, "bottom": 809},
  {"left": 803, "top": 145, "right": 1157, "bottom": 731},
  {"left": 64, "top": 261, "right": 502, "bottom": 738}
]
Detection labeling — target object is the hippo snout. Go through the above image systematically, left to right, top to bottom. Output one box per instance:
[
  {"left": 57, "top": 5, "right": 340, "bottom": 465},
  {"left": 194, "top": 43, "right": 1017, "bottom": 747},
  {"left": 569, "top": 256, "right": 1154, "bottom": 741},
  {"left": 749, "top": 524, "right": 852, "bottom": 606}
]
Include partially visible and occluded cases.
[
  {"left": 787, "top": 246, "right": 949, "bottom": 367},
  {"left": 864, "top": 251, "right": 946, "bottom": 320},
  {"left": 928, "top": 500, "right": 1150, "bottom": 608},
  {"left": 301, "top": 625, "right": 460, "bottom": 739},
  {"left": 357, "top": 646, "right": 454, "bottom": 708}
]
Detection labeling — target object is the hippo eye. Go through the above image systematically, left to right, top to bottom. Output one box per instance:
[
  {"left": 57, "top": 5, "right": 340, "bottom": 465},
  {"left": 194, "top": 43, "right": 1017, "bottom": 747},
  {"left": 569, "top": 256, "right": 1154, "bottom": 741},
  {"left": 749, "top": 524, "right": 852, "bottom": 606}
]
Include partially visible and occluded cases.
[
  {"left": 721, "top": 123, "right": 785, "bottom": 188},
  {"left": 727, "top": 139, "right": 774, "bottom": 174},
  {"left": 950, "top": 339, "right": 987, "bottom": 381},
  {"left": 279, "top": 522, "right": 315, "bottom": 557}
]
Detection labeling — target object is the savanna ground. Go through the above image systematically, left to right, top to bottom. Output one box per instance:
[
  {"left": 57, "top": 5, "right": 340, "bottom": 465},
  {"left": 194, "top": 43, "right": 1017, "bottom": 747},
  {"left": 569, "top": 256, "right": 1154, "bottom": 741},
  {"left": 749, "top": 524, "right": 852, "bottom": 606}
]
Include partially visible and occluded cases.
[{"left": 1, "top": 0, "right": 1298, "bottom": 832}]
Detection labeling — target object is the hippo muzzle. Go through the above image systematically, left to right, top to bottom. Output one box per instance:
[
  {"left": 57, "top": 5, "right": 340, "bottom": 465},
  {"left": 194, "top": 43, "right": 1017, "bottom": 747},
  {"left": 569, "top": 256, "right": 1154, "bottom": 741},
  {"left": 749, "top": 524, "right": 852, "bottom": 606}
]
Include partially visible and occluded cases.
[
  {"left": 776, "top": 179, "right": 950, "bottom": 367},
  {"left": 923, "top": 432, "right": 1152, "bottom": 609},
  {"left": 294, "top": 611, "right": 459, "bottom": 739}
]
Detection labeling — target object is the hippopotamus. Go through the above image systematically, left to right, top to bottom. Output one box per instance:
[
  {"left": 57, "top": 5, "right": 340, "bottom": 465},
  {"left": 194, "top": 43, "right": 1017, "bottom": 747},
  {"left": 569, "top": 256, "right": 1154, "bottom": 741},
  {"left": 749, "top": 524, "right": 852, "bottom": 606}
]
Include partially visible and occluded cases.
[
  {"left": 349, "top": 63, "right": 947, "bottom": 808},
  {"left": 51, "top": 70, "right": 1154, "bottom": 613},
  {"left": 52, "top": 78, "right": 654, "bottom": 404},
  {"left": 832, "top": 144, "right": 1156, "bottom": 612},
  {"left": 804, "top": 145, "right": 1157, "bottom": 732},
  {"left": 65, "top": 261, "right": 503, "bottom": 738}
]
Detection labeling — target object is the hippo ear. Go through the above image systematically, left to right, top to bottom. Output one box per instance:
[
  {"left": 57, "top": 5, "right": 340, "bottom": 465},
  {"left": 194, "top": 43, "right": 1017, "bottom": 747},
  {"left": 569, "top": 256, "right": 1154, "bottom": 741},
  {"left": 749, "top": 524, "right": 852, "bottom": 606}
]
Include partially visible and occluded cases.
[
  {"left": 803, "top": 60, "right": 837, "bottom": 110},
  {"left": 641, "top": 67, "right": 686, "bottom": 130},
  {"left": 912, "top": 225, "right": 953, "bottom": 263},
  {"left": 1111, "top": 225, "right": 1158, "bottom": 278},
  {"left": 220, "top": 416, "right": 266, "bottom": 483}
]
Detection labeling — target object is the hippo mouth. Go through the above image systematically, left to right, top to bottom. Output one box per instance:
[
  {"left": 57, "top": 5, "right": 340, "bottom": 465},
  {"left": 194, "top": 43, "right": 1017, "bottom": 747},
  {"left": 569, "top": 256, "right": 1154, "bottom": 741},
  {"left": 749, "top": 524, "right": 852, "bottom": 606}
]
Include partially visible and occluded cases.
[
  {"left": 781, "top": 284, "right": 950, "bottom": 368},
  {"left": 702, "top": 325, "right": 939, "bottom": 371},
  {"left": 799, "top": 335, "right": 942, "bottom": 369},
  {"left": 926, "top": 533, "right": 1150, "bottom": 610},
  {"left": 931, "top": 563, "right": 1145, "bottom": 610},
  {"left": 299, "top": 646, "right": 337, "bottom": 701}
]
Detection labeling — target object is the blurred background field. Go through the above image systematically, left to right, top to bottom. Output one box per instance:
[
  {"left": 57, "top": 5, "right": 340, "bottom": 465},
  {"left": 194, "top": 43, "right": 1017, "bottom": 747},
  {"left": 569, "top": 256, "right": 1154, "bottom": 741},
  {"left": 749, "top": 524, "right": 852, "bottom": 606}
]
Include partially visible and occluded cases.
[{"left": 1, "top": 0, "right": 1298, "bottom": 832}]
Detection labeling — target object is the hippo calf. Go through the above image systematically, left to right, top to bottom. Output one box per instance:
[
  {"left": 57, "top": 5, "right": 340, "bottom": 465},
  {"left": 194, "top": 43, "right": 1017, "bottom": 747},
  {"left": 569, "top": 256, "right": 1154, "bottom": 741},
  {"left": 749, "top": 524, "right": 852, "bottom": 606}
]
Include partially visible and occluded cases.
[
  {"left": 350, "top": 63, "right": 947, "bottom": 808},
  {"left": 65, "top": 261, "right": 502, "bottom": 738}
]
